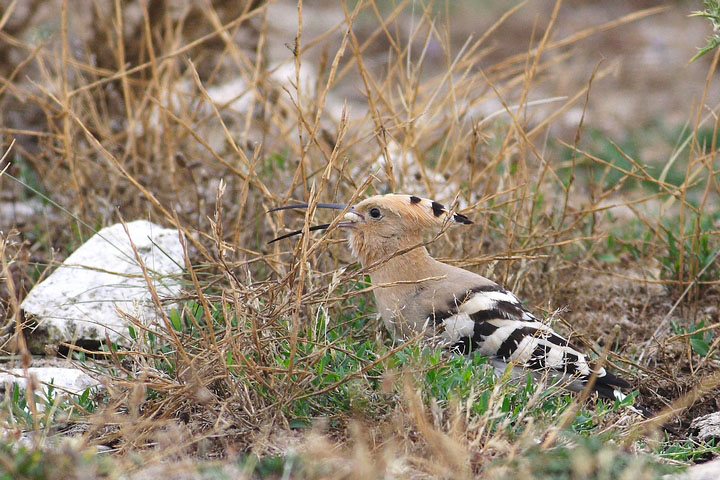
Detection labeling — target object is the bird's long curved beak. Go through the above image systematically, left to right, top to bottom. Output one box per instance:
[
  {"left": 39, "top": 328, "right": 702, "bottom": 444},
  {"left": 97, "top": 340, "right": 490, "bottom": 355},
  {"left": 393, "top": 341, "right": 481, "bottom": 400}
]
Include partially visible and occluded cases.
[
  {"left": 267, "top": 203, "right": 358, "bottom": 244},
  {"left": 267, "top": 203, "right": 347, "bottom": 213},
  {"left": 267, "top": 223, "right": 333, "bottom": 244}
]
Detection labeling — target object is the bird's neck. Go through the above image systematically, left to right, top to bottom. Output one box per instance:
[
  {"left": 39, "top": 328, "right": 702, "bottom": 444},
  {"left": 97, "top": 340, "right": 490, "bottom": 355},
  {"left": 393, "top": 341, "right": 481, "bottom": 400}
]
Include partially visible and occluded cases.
[
  {"left": 365, "top": 246, "right": 450, "bottom": 335},
  {"left": 367, "top": 246, "right": 440, "bottom": 286}
]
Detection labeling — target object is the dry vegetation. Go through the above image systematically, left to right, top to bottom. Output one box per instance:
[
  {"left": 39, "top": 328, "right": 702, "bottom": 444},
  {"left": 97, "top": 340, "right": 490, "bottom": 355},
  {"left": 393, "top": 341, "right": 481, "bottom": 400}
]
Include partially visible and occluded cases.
[{"left": 1, "top": 0, "right": 720, "bottom": 478}]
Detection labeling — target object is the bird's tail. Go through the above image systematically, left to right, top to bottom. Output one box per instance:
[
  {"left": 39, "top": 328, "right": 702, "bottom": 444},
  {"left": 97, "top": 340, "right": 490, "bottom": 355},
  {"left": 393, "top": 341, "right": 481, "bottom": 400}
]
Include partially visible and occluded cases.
[{"left": 593, "top": 372, "right": 677, "bottom": 434}]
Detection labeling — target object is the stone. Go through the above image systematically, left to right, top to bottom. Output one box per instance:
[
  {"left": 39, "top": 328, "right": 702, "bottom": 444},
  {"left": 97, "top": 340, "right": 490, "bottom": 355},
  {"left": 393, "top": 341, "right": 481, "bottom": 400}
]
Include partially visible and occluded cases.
[
  {"left": 359, "top": 141, "right": 466, "bottom": 208},
  {"left": 1, "top": 198, "right": 55, "bottom": 229},
  {"left": 20, "top": 220, "right": 184, "bottom": 351},
  {"left": 0, "top": 367, "right": 100, "bottom": 396},
  {"left": 690, "top": 411, "right": 720, "bottom": 442},
  {"left": 666, "top": 458, "right": 720, "bottom": 480}
]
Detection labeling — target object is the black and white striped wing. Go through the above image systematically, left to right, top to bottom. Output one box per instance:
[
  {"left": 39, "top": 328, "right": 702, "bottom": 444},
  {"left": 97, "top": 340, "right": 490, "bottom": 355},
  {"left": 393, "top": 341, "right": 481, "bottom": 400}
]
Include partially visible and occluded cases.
[{"left": 431, "top": 285, "right": 631, "bottom": 396}]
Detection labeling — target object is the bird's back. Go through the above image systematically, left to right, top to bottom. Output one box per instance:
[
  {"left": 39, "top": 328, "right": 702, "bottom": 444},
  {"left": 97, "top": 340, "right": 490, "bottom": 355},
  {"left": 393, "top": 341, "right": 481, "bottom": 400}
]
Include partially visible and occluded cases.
[{"left": 373, "top": 256, "right": 632, "bottom": 401}]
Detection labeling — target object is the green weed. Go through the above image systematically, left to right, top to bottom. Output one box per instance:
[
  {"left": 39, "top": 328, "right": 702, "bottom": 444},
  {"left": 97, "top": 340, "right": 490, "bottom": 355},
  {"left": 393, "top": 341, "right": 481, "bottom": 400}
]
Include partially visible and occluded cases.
[
  {"left": 691, "top": 0, "right": 720, "bottom": 62},
  {"left": 661, "top": 214, "right": 720, "bottom": 295},
  {"left": 489, "top": 434, "right": 679, "bottom": 480}
]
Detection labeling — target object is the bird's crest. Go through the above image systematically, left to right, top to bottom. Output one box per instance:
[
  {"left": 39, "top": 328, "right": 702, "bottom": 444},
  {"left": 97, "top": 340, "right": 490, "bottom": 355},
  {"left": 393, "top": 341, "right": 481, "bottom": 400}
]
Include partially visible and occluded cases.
[{"left": 363, "top": 194, "right": 473, "bottom": 228}]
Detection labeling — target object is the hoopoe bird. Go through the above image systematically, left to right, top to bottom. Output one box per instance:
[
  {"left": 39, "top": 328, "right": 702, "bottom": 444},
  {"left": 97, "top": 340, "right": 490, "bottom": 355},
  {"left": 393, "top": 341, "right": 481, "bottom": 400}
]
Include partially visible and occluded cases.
[{"left": 270, "top": 193, "right": 642, "bottom": 407}]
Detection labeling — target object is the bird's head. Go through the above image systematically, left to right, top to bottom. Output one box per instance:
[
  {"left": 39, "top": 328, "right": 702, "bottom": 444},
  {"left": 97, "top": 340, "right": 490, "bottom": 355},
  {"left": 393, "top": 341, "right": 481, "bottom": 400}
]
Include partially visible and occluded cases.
[
  {"left": 269, "top": 193, "right": 472, "bottom": 266},
  {"left": 341, "top": 194, "right": 472, "bottom": 264}
]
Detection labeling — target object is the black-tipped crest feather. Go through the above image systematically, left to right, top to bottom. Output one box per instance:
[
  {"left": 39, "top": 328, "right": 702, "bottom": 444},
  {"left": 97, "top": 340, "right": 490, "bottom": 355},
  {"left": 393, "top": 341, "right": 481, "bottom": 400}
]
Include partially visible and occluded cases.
[
  {"left": 431, "top": 201, "right": 445, "bottom": 217},
  {"left": 453, "top": 213, "right": 473, "bottom": 224}
]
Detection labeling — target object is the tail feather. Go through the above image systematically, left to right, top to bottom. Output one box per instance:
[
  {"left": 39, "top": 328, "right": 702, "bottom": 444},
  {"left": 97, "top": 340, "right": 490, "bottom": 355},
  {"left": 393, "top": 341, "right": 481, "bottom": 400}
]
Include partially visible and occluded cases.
[
  {"left": 490, "top": 356, "right": 674, "bottom": 431},
  {"left": 595, "top": 369, "right": 631, "bottom": 389},
  {"left": 590, "top": 371, "right": 655, "bottom": 418},
  {"left": 593, "top": 377, "right": 677, "bottom": 434},
  {"left": 593, "top": 382, "right": 650, "bottom": 417}
]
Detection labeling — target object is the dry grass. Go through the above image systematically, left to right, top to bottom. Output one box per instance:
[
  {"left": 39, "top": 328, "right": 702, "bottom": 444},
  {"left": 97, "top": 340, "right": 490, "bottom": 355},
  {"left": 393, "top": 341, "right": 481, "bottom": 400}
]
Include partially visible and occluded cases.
[{"left": 1, "top": 0, "right": 720, "bottom": 478}]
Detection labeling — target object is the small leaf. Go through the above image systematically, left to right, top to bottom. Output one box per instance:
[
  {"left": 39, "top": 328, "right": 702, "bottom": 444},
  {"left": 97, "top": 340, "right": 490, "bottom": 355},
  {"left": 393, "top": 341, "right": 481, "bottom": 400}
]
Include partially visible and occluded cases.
[
  {"left": 691, "top": 38, "right": 720, "bottom": 63},
  {"left": 598, "top": 253, "right": 619, "bottom": 263},
  {"left": 170, "top": 310, "right": 182, "bottom": 331},
  {"left": 690, "top": 337, "right": 710, "bottom": 357},
  {"left": 618, "top": 390, "right": 637, "bottom": 408},
  {"left": 289, "top": 418, "right": 310, "bottom": 429}
]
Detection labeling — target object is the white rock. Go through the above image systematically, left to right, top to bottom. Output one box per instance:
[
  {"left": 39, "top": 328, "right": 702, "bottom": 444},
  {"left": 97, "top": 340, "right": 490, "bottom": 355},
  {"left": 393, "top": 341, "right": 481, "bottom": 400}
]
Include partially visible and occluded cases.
[
  {"left": 269, "top": 61, "right": 318, "bottom": 109},
  {"left": 203, "top": 63, "right": 319, "bottom": 114},
  {"left": 205, "top": 78, "right": 253, "bottom": 113},
  {"left": 358, "top": 141, "right": 466, "bottom": 208},
  {"left": 1, "top": 199, "right": 55, "bottom": 227},
  {"left": 21, "top": 220, "right": 184, "bottom": 348},
  {"left": 0, "top": 367, "right": 100, "bottom": 396},
  {"left": 690, "top": 411, "right": 720, "bottom": 442},
  {"left": 666, "top": 458, "right": 720, "bottom": 480}
]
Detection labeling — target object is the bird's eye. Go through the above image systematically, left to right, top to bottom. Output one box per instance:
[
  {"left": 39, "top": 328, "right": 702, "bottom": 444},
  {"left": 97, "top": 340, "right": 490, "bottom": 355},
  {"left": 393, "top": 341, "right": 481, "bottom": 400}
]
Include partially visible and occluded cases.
[{"left": 369, "top": 207, "right": 381, "bottom": 219}]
